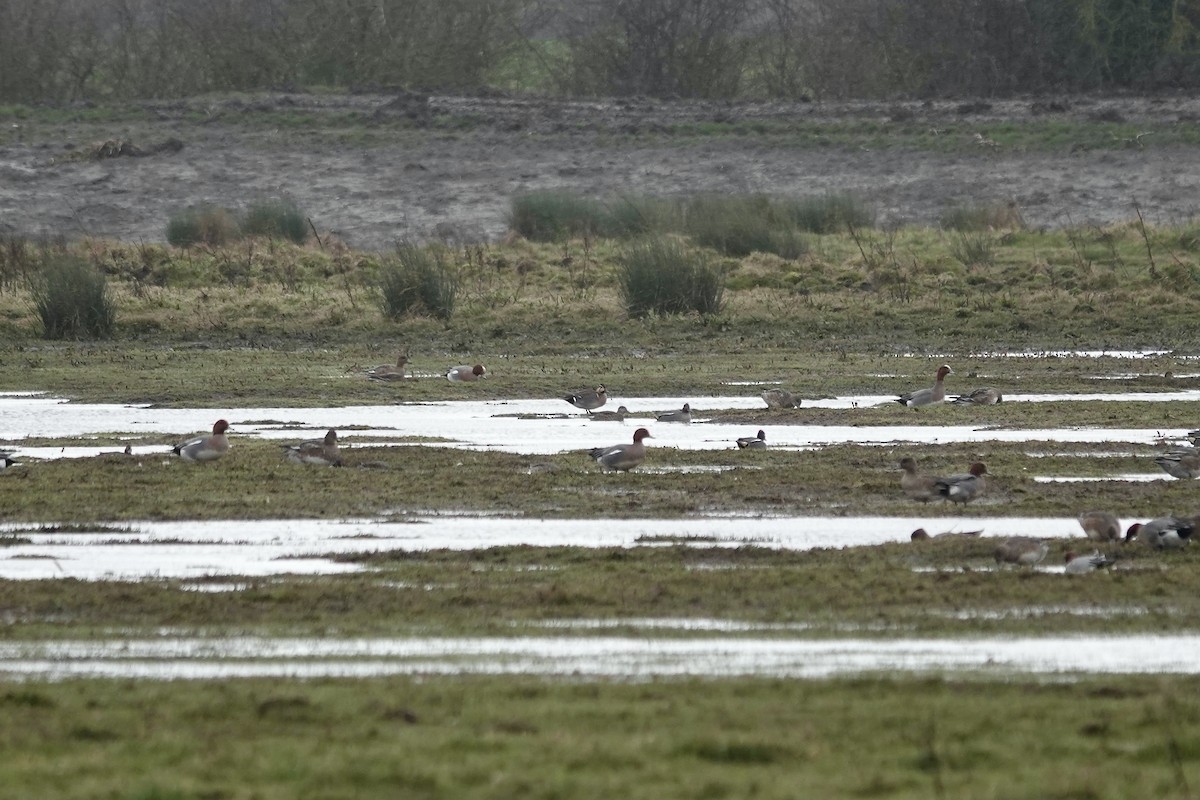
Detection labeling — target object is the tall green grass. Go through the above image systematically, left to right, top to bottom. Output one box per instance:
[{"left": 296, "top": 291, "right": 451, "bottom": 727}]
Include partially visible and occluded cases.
[
  {"left": 511, "top": 191, "right": 864, "bottom": 257},
  {"left": 242, "top": 199, "right": 309, "bottom": 244},
  {"left": 165, "top": 206, "right": 240, "bottom": 248},
  {"left": 618, "top": 235, "right": 724, "bottom": 317},
  {"left": 378, "top": 243, "right": 457, "bottom": 321},
  {"left": 30, "top": 255, "right": 116, "bottom": 339}
]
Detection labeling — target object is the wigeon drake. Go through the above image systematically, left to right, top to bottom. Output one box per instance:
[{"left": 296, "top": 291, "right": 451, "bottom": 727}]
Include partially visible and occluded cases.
[
  {"left": 367, "top": 351, "right": 408, "bottom": 381},
  {"left": 446, "top": 364, "right": 487, "bottom": 382},
  {"left": 895, "top": 364, "right": 952, "bottom": 408},
  {"left": 565, "top": 386, "right": 607, "bottom": 413},
  {"left": 952, "top": 387, "right": 1002, "bottom": 405},
  {"left": 761, "top": 389, "right": 800, "bottom": 409},
  {"left": 656, "top": 403, "right": 691, "bottom": 423},
  {"left": 590, "top": 405, "right": 630, "bottom": 422},
  {"left": 172, "top": 419, "right": 231, "bottom": 463},
  {"left": 589, "top": 427, "right": 651, "bottom": 472},
  {"left": 282, "top": 429, "right": 342, "bottom": 467},
  {"left": 736, "top": 430, "right": 766, "bottom": 449},
  {"left": 1154, "top": 450, "right": 1200, "bottom": 479},
  {"left": 899, "top": 456, "right": 938, "bottom": 502},
  {"left": 934, "top": 462, "right": 987, "bottom": 505},
  {"left": 1078, "top": 511, "right": 1121, "bottom": 543},
  {"left": 1125, "top": 517, "right": 1194, "bottom": 549},
  {"left": 994, "top": 537, "right": 1049, "bottom": 566},
  {"left": 1064, "top": 551, "right": 1113, "bottom": 574}
]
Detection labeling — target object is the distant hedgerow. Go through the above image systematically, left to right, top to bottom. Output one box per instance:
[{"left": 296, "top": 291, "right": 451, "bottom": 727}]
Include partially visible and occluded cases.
[
  {"left": 618, "top": 235, "right": 724, "bottom": 317},
  {"left": 378, "top": 243, "right": 457, "bottom": 320},
  {"left": 30, "top": 255, "right": 116, "bottom": 339}
]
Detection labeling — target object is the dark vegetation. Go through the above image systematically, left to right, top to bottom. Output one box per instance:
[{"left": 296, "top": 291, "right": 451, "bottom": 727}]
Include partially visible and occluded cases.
[{"left": 2, "top": 0, "right": 1198, "bottom": 103}]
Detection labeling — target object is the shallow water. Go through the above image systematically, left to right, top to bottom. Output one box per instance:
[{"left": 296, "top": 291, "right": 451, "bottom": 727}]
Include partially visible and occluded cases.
[
  {"left": 0, "top": 393, "right": 1194, "bottom": 459},
  {"left": 0, "top": 515, "right": 1087, "bottom": 580},
  {"left": 0, "top": 633, "right": 1196, "bottom": 680}
]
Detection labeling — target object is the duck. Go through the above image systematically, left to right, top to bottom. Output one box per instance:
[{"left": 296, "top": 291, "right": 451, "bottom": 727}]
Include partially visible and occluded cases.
[
  {"left": 367, "top": 351, "right": 408, "bottom": 381},
  {"left": 446, "top": 364, "right": 486, "bottom": 382},
  {"left": 895, "top": 364, "right": 952, "bottom": 408},
  {"left": 564, "top": 385, "right": 607, "bottom": 413},
  {"left": 951, "top": 387, "right": 1002, "bottom": 405},
  {"left": 761, "top": 389, "right": 800, "bottom": 409},
  {"left": 656, "top": 403, "right": 691, "bottom": 423},
  {"left": 590, "top": 405, "right": 630, "bottom": 422},
  {"left": 172, "top": 419, "right": 231, "bottom": 463},
  {"left": 589, "top": 428, "right": 652, "bottom": 472},
  {"left": 282, "top": 429, "right": 342, "bottom": 467},
  {"left": 736, "top": 430, "right": 766, "bottom": 449},
  {"left": 1154, "top": 449, "right": 1200, "bottom": 479},
  {"left": 0, "top": 451, "right": 19, "bottom": 471},
  {"left": 899, "top": 456, "right": 938, "bottom": 502},
  {"left": 933, "top": 462, "right": 987, "bottom": 505},
  {"left": 1078, "top": 511, "right": 1121, "bottom": 543},
  {"left": 1125, "top": 517, "right": 1194, "bottom": 549},
  {"left": 910, "top": 528, "right": 982, "bottom": 540},
  {"left": 994, "top": 537, "right": 1049, "bottom": 566},
  {"left": 1064, "top": 551, "right": 1113, "bottom": 574}
]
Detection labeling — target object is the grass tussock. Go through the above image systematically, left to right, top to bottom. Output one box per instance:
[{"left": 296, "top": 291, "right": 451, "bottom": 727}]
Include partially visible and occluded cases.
[
  {"left": 510, "top": 191, "right": 865, "bottom": 257},
  {"left": 166, "top": 199, "right": 309, "bottom": 248},
  {"left": 241, "top": 199, "right": 309, "bottom": 244},
  {"left": 940, "top": 201, "right": 1026, "bottom": 232},
  {"left": 165, "top": 205, "right": 240, "bottom": 248},
  {"left": 618, "top": 235, "right": 724, "bottom": 316},
  {"left": 378, "top": 243, "right": 457, "bottom": 321},
  {"left": 30, "top": 255, "right": 116, "bottom": 339}
]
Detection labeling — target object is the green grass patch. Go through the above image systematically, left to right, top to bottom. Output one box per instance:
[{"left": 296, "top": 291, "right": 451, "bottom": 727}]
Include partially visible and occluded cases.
[{"left": 2, "top": 675, "right": 1197, "bottom": 799}]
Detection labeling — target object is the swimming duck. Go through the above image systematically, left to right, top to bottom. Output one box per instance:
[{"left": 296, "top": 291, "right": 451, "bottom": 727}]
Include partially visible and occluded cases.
[
  {"left": 367, "top": 351, "right": 408, "bottom": 381},
  {"left": 446, "top": 364, "right": 486, "bottom": 382},
  {"left": 896, "top": 364, "right": 952, "bottom": 408},
  {"left": 565, "top": 385, "right": 607, "bottom": 413},
  {"left": 951, "top": 387, "right": 1002, "bottom": 405},
  {"left": 761, "top": 389, "right": 800, "bottom": 409},
  {"left": 656, "top": 403, "right": 691, "bottom": 423},
  {"left": 590, "top": 405, "right": 630, "bottom": 422},
  {"left": 172, "top": 419, "right": 231, "bottom": 463},
  {"left": 589, "top": 428, "right": 652, "bottom": 472},
  {"left": 282, "top": 429, "right": 342, "bottom": 467},
  {"left": 736, "top": 430, "right": 766, "bottom": 449},
  {"left": 1154, "top": 449, "right": 1200, "bottom": 479},
  {"left": 899, "top": 456, "right": 938, "bottom": 502},
  {"left": 933, "top": 462, "right": 987, "bottom": 505},
  {"left": 1078, "top": 511, "right": 1121, "bottom": 543},
  {"left": 1125, "top": 517, "right": 1194, "bottom": 549},
  {"left": 994, "top": 537, "right": 1049, "bottom": 566},
  {"left": 1064, "top": 551, "right": 1113, "bottom": 574}
]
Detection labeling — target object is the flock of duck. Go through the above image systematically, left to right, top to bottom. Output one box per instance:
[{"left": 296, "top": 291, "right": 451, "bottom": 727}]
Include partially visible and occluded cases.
[
  {"left": 2, "top": 357, "right": 1194, "bottom": 575},
  {"left": 888, "top": 362, "right": 1199, "bottom": 573}
]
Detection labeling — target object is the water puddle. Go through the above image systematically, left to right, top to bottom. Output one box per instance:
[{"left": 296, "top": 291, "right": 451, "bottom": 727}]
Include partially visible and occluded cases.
[
  {"left": 0, "top": 394, "right": 1195, "bottom": 459},
  {"left": 1034, "top": 474, "right": 1169, "bottom": 483},
  {"left": 0, "top": 516, "right": 1088, "bottom": 580},
  {"left": 1, "top": 633, "right": 1197, "bottom": 680}
]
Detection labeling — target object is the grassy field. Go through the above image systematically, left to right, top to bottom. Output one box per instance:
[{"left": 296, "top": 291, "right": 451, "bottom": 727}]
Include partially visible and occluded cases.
[
  {"left": 3, "top": 217, "right": 1200, "bottom": 796},
  {"left": 4, "top": 674, "right": 1197, "bottom": 800}
]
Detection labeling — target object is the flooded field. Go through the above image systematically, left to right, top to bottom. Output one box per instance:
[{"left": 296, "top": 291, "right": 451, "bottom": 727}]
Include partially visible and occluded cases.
[
  {"left": 1, "top": 379, "right": 1196, "bottom": 684},
  {"left": 0, "top": 391, "right": 1196, "bottom": 459},
  {"left": 0, "top": 515, "right": 1084, "bottom": 580},
  {"left": 2, "top": 632, "right": 1198, "bottom": 680}
]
